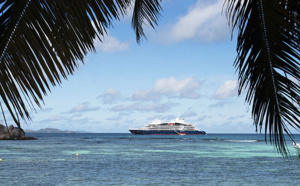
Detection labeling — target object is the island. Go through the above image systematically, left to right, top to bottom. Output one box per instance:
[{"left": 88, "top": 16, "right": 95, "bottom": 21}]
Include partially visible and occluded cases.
[
  {"left": 25, "top": 128, "right": 87, "bottom": 133},
  {"left": 25, "top": 128, "right": 88, "bottom": 133}
]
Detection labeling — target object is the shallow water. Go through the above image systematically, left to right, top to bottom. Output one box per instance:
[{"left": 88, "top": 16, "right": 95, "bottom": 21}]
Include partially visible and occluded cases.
[{"left": 0, "top": 133, "right": 299, "bottom": 185}]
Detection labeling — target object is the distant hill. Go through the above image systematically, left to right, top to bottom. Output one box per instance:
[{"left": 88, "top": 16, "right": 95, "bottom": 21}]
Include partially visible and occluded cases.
[{"left": 25, "top": 128, "right": 88, "bottom": 133}]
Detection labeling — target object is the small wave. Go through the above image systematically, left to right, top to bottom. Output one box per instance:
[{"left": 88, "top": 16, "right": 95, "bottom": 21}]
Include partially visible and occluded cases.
[
  {"left": 81, "top": 137, "right": 97, "bottom": 139},
  {"left": 203, "top": 139, "right": 221, "bottom": 141},
  {"left": 225, "top": 140, "right": 258, "bottom": 143}
]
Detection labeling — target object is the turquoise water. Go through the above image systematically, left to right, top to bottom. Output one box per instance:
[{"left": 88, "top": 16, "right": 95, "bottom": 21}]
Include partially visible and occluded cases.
[{"left": 0, "top": 133, "right": 300, "bottom": 185}]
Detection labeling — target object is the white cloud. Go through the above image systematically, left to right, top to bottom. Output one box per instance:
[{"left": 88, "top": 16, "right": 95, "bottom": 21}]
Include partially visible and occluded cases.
[
  {"left": 162, "top": 0, "right": 229, "bottom": 43},
  {"left": 94, "top": 34, "right": 129, "bottom": 53},
  {"left": 132, "top": 77, "right": 202, "bottom": 101},
  {"left": 154, "top": 77, "right": 201, "bottom": 94},
  {"left": 214, "top": 80, "right": 238, "bottom": 99},
  {"left": 98, "top": 88, "right": 121, "bottom": 104},
  {"left": 132, "top": 89, "right": 162, "bottom": 101},
  {"left": 69, "top": 102, "right": 101, "bottom": 113},
  {"left": 111, "top": 102, "right": 177, "bottom": 113},
  {"left": 180, "top": 111, "right": 197, "bottom": 118},
  {"left": 48, "top": 115, "right": 64, "bottom": 121},
  {"left": 107, "top": 115, "right": 122, "bottom": 121},
  {"left": 197, "top": 115, "right": 210, "bottom": 121}
]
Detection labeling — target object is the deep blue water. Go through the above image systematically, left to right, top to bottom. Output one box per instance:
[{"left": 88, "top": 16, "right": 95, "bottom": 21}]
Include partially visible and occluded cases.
[{"left": 0, "top": 133, "right": 300, "bottom": 185}]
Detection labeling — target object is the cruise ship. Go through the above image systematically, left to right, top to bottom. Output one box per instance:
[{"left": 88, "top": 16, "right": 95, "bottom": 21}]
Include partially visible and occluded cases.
[{"left": 129, "top": 118, "right": 206, "bottom": 135}]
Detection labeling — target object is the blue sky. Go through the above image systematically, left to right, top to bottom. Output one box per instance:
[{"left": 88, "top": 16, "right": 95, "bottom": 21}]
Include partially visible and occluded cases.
[{"left": 7, "top": 0, "right": 297, "bottom": 133}]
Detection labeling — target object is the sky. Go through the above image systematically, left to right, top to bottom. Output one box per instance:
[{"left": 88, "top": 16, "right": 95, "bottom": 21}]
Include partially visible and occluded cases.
[{"left": 3, "top": 0, "right": 298, "bottom": 134}]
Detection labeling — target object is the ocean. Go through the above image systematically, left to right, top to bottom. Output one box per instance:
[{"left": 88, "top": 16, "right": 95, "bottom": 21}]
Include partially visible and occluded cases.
[{"left": 0, "top": 133, "right": 300, "bottom": 185}]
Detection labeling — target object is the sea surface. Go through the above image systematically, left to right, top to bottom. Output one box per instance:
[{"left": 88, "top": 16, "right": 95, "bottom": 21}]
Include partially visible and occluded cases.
[{"left": 0, "top": 133, "right": 300, "bottom": 186}]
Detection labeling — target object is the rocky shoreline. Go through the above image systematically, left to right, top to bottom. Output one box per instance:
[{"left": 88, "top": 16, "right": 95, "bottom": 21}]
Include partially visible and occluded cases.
[{"left": 0, "top": 124, "right": 36, "bottom": 140}]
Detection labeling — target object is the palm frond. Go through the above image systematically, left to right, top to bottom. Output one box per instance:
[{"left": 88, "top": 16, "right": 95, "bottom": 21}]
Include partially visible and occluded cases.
[
  {"left": 0, "top": 0, "right": 131, "bottom": 128},
  {"left": 131, "top": 0, "right": 162, "bottom": 43},
  {"left": 225, "top": 0, "right": 300, "bottom": 157}
]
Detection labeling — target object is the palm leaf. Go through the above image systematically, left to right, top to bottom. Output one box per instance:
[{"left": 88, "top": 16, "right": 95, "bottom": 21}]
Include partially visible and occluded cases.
[
  {"left": 0, "top": 0, "right": 131, "bottom": 128},
  {"left": 131, "top": 0, "right": 162, "bottom": 43},
  {"left": 224, "top": 0, "right": 300, "bottom": 157}
]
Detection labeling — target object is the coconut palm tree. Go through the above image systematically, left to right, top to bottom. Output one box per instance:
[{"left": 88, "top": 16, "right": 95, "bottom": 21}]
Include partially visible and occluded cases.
[{"left": 0, "top": 0, "right": 299, "bottom": 156}]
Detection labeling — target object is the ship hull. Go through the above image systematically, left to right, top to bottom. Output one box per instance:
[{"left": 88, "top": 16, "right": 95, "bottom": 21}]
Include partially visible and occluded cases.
[{"left": 129, "top": 129, "right": 206, "bottom": 135}]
